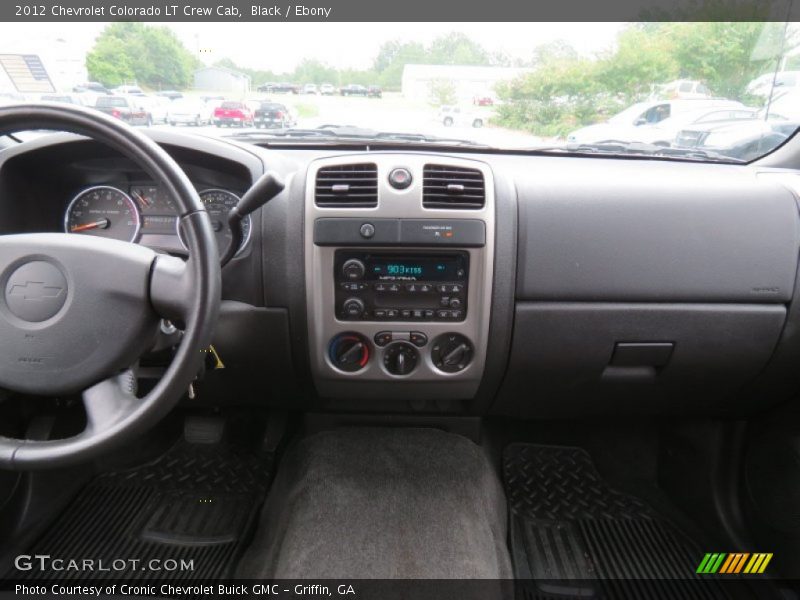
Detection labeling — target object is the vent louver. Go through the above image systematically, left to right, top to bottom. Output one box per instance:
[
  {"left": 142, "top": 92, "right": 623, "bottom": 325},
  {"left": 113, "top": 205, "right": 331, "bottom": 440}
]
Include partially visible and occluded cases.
[
  {"left": 315, "top": 163, "right": 378, "bottom": 207},
  {"left": 422, "top": 164, "right": 485, "bottom": 209}
]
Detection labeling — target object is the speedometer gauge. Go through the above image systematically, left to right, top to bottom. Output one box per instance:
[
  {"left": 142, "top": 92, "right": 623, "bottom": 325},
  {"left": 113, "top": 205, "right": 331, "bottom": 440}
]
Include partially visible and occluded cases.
[
  {"left": 65, "top": 186, "right": 141, "bottom": 243},
  {"left": 179, "top": 189, "right": 250, "bottom": 258}
]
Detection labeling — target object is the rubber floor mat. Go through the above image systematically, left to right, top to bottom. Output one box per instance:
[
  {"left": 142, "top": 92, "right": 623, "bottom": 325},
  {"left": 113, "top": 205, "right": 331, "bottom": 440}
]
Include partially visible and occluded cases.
[
  {"left": 13, "top": 441, "right": 273, "bottom": 581},
  {"left": 503, "top": 444, "right": 731, "bottom": 600}
]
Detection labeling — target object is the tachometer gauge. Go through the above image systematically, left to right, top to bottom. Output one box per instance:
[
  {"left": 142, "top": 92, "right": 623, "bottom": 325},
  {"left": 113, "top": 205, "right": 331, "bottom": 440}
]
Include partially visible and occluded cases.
[
  {"left": 130, "top": 185, "right": 177, "bottom": 214},
  {"left": 65, "top": 186, "right": 141, "bottom": 243},
  {"left": 180, "top": 189, "right": 250, "bottom": 258}
]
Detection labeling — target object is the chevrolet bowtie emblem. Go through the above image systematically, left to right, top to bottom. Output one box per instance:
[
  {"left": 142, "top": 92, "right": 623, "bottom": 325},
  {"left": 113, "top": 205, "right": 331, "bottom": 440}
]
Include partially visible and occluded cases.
[{"left": 8, "top": 281, "right": 64, "bottom": 301}]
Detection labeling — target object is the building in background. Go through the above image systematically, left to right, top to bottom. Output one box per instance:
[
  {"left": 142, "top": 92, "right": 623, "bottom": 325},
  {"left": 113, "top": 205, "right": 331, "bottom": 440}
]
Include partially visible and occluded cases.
[
  {"left": 401, "top": 64, "right": 532, "bottom": 104},
  {"left": 193, "top": 66, "right": 251, "bottom": 94}
]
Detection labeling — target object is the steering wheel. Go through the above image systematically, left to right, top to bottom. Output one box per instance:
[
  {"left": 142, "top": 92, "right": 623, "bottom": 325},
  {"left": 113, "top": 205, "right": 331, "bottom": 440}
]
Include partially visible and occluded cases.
[{"left": 0, "top": 103, "right": 221, "bottom": 470}]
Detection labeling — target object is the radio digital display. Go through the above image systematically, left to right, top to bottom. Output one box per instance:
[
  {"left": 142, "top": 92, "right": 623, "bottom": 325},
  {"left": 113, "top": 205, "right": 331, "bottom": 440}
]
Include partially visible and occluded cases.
[{"left": 366, "top": 255, "right": 465, "bottom": 281}]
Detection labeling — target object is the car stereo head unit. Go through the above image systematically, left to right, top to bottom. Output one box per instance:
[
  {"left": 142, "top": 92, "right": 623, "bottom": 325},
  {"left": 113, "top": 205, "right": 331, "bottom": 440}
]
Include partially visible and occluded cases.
[{"left": 334, "top": 250, "right": 469, "bottom": 322}]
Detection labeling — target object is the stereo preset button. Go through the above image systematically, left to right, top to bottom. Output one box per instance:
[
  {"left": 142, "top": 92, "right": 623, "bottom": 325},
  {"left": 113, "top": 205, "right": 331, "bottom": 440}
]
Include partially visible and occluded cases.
[{"left": 449, "top": 298, "right": 462, "bottom": 309}]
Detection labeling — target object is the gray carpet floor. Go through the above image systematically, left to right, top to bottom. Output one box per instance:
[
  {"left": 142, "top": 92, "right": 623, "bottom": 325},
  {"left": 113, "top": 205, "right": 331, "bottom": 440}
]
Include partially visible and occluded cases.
[{"left": 238, "top": 427, "right": 512, "bottom": 579}]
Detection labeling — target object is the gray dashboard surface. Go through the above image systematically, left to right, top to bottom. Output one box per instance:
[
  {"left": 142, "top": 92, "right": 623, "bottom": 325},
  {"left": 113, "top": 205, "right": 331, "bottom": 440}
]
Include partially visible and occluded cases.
[{"left": 511, "top": 157, "right": 800, "bottom": 302}]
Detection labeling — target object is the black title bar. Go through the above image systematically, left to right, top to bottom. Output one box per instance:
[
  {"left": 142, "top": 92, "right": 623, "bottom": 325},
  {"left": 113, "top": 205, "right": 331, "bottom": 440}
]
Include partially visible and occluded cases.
[{"left": 2, "top": 0, "right": 798, "bottom": 22}]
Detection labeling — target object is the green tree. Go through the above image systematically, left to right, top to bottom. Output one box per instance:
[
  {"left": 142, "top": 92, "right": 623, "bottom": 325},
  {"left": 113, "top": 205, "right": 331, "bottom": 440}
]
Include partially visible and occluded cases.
[
  {"left": 496, "top": 22, "right": 797, "bottom": 137},
  {"left": 87, "top": 23, "right": 198, "bottom": 89},
  {"left": 428, "top": 32, "right": 491, "bottom": 65},
  {"left": 85, "top": 36, "right": 134, "bottom": 87},
  {"left": 293, "top": 59, "right": 339, "bottom": 84},
  {"left": 428, "top": 79, "right": 458, "bottom": 105}
]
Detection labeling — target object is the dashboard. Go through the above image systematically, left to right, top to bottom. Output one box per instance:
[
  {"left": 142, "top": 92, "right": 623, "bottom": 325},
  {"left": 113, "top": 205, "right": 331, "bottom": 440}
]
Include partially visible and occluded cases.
[{"left": 2, "top": 128, "right": 800, "bottom": 420}]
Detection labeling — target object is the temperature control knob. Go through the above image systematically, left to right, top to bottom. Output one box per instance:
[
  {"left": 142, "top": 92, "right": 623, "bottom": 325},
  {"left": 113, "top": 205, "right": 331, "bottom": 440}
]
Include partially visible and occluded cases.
[
  {"left": 329, "top": 332, "right": 370, "bottom": 372},
  {"left": 431, "top": 333, "right": 473, "bottom": 373},
  {"left": 383, "top": 342, "right": 418, "bottom": 376}
]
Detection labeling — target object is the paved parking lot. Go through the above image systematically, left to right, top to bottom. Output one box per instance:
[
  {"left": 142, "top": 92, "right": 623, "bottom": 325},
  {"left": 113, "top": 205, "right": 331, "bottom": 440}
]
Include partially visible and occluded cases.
[{"left": 152, "top": 91, "right": 546, "bottom": 148}]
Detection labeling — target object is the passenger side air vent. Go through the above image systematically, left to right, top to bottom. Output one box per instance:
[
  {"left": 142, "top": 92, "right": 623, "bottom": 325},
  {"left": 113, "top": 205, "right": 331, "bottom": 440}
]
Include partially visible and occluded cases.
[
  {"left": 315, "top": 163, "right": 378, "bottom": 207},
  {"left": 422, "top": 164, "right": 485, "bottom": 209}
]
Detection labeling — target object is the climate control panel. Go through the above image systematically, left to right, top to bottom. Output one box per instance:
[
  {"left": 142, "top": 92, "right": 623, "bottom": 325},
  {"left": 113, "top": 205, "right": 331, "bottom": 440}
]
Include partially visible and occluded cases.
[
  {"left": 334, "top": 250, "right": 469, "bottom": 322},
  {"left": 327, "top": 331, "right": 473, "bottom": 377}
]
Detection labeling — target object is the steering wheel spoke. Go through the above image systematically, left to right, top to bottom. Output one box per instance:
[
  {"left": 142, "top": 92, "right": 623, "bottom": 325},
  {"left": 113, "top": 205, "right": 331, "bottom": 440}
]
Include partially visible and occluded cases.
[
  {"left": 150, "top": 254, "right": 194, "bottom": 324},
  {"left": 82, "top": 369, "right": 140, "bottom": 434}
]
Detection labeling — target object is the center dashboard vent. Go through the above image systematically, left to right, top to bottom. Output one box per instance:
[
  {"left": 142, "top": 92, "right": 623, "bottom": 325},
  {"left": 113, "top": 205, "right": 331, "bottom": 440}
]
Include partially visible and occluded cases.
[
  {"left": 315, "top": 163, "right": 378, "bottom": 207},
  {"left": 422, "top": 164, "right": 485, "bottom": 209}
]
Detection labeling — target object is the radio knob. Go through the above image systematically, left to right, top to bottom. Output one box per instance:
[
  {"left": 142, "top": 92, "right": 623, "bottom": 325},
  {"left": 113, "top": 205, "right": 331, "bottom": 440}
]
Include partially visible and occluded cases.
[
  {"left": 342, "top": 259, "right": 366, "bottom": 281},
  {"left": 342, "top": 297, "right": 365, "bottom": 319}
]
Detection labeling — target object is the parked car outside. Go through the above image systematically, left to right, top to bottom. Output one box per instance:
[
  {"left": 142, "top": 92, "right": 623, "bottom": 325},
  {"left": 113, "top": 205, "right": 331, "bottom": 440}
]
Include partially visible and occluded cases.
[
  {"left": 746, "top": 71, "right": 800, "bottom": 97},
  {"left": 653, "top": 79, "right": 712, "bottom": 99},
  {"left": 72, "top": 82, "right": 109, "bottom": 94},
  {"left": 257, "top": 82, "right": 276, "bottom": 93},
  {"left": 270, "top": 82, "right": 300, "bottom": 94},
  {"left": 303, "top": 83, "right": 318, "bottom": 95},
  {"left": 320, "top": 83, "right": 336, "bottom": 95},
  {"left": 341, "top": 84, "right": 368, "bottom": 97},
  {"left": 112, "top": 85, "right": 144, "bottom": 95},
  {"left": 367, "top": 85, "right": 383, "bottom": 98},
  {"left": 767, "top": 89, "right": 800, "bottom": 120},
  {"left": 156, "top": 90, "right": 183, "bottom": 100},
  {"left": 39, "top": 94, "right": 89, "bottom": 106},
  {"left": 94, "top": 95, "right": 150, "bottom": 125},
  {"left": 136, "top": 95, "right": 171, "bottom": 124},
  {"left": 201, "top": 95, "right": 226, "bottom": 106},
  {"left": 473, "top": 95, "right": 494, "bottom": 106},
  {"left": 167, "top": 99, "right": 214, "bottom": 126},
  {"left": 567, "top": 99, "right": 745, "bottom": 145},
  {"left": 213, "top": 100, "right": 255, "bottom": 127},
  {"left": 254, "top": 102, "right": 296, "bottom": 128},
  {"left": 438, "top": 105, "right": 486, "bottom": 128},
  {"left": 674, "top": 110, "right": 799, "bottom": 150}
]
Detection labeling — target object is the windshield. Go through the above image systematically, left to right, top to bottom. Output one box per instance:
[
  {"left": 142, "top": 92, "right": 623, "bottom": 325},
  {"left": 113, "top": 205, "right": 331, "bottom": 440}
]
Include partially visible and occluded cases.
[{"left": 3, "top": 21, "right": 799, "bottom": 161}]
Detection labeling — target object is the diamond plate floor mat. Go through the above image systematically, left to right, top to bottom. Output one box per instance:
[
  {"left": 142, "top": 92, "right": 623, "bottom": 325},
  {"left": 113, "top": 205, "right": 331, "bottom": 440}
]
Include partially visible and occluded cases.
[
  {"left": 12, "top": 441, "right": 273, "bottom": 581},
  {"left": 503, "top": 444, "right": 738, "bottom": 600}
]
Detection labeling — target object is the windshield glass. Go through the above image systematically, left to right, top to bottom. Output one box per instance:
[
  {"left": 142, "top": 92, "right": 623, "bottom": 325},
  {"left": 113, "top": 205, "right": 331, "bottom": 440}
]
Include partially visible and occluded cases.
[{"left": 3, "top": 21, "right": 799, "bottom": 161}]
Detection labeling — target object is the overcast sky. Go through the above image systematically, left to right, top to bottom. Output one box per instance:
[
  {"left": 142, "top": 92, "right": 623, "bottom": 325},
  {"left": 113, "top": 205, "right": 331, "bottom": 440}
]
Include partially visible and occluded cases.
[{"left": 5, "top": 22, "right": 625, "bottom": 72}]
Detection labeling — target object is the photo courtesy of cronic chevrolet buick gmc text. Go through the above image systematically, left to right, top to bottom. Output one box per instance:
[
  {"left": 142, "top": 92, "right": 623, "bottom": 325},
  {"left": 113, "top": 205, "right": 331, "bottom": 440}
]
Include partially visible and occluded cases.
[{"left": 2, "top": 13, "right": 800, "bottom": 600}]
